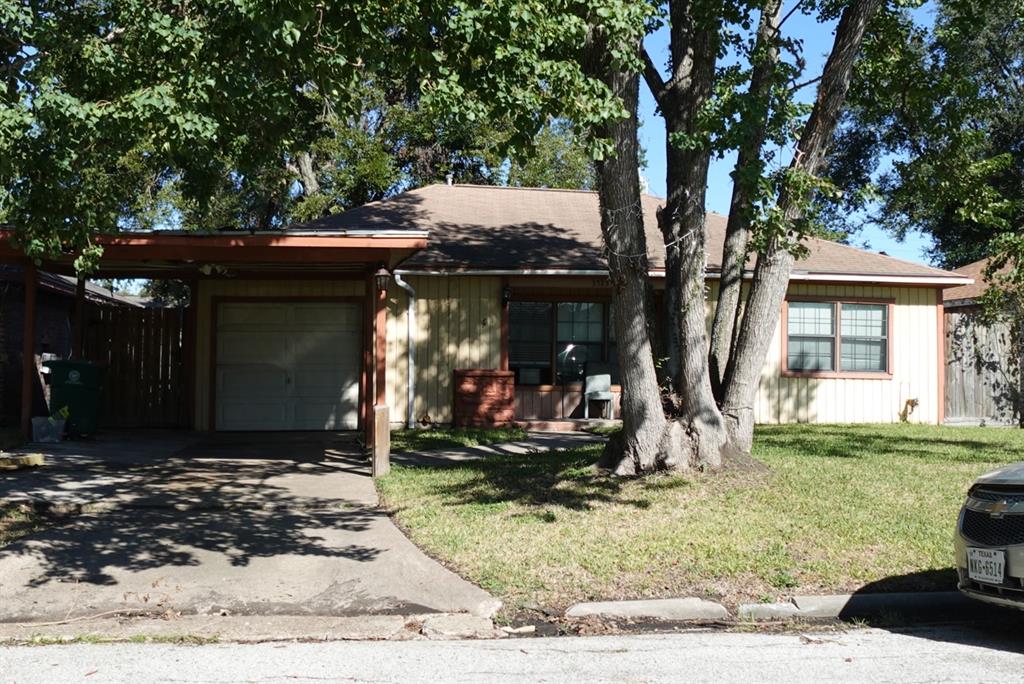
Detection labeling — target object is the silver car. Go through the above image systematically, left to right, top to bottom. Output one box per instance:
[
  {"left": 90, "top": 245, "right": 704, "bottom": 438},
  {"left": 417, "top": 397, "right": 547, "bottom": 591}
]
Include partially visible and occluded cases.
[{"left": 956, "top": 462, "right": 1024, "bottom": 609}]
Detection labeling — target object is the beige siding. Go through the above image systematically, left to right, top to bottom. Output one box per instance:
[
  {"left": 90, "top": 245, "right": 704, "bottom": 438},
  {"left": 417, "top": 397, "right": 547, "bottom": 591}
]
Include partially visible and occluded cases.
[
  {"left": 192, "top": 275, "right": 941, "bottom": 430},
  {"left": 389, "top": 275, "right": 503, "bottom": 426},
  {"left": 193, "top": 279, "right": 365, "bottom": 430},
  {"left": 750, "top": 283, "right": 941, "bottom": 425}
]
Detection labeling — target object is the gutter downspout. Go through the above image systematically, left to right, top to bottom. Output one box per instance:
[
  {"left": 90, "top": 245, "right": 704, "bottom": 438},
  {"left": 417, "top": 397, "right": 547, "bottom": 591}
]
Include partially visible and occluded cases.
[{"left": 393, "top": 273, "right": 417, "bottom": 428}]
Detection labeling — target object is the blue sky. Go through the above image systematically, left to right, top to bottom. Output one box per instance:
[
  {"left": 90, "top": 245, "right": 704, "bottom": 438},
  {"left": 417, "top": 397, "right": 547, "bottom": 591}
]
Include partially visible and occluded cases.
[{"left": 637, "top": 4, "right": 935, "bottom": 265}]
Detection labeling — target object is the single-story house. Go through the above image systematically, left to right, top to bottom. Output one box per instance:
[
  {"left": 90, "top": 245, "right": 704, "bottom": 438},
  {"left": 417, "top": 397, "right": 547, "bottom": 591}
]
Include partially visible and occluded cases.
[
  {"left": 0, "top": 184, "right": 972, "bottom": 467},
  {"left": 943, "top": 257, "right": 1019, "bottom": 426}
]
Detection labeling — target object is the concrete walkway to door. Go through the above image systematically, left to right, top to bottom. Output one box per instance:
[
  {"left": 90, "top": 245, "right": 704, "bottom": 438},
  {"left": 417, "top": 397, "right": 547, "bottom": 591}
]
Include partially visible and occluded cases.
[{"left": 0, "top": 432, "right": 500, "bottom": 623}]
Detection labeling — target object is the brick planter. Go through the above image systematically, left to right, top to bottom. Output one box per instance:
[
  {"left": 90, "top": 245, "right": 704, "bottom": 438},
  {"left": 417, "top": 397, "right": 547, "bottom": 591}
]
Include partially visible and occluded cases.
[{"left": 453, "top": 369, "right": 515, "bottom": 427}]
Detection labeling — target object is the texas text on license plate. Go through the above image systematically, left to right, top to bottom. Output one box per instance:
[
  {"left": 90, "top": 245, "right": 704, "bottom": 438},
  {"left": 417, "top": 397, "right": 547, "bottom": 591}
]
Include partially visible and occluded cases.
[{"left": 967, "top": 547, "right": 1005, "bottom": 584}]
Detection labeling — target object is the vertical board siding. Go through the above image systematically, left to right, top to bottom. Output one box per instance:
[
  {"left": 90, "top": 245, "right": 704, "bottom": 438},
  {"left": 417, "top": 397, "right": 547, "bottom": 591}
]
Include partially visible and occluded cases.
[
  {"left": 399, "top": 275, "right": 502, "bottom": 426},
  {"left": 193, "top": 276, "right": 940, "bottom": 429},
  {"left": 193, "top": 279, "right": 365, "bottom": 430},
  {"left": 748, "top": 284, "right": 942, "bottom": 425},
  {"left": 83, "top": 304, "right": 186, "bottom": 428},
  {"left": 944, "top": 307, "right": 1017, "bottom": 424}
]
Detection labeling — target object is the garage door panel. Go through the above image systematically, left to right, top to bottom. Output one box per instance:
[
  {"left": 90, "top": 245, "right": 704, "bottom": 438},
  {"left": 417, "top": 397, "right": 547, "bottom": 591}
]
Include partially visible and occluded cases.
[
  {"left": 215, "top": 301, "right": 362, "bottom": 431},
  {"left": 219, "top": 304, "right": 290, "bottom": 329},
  {"left": 292, "top": 304, "right": 362, "bottom": 330},
  {"left": 292, "top": 331, "right": 361, "bottom": 365},
  {"left": 218, "top": 332, "right": 289, "bottom": 365},
  {"left": 218, "top": 365, "right": 288, "bottom": 398},
  {"left": 292, "top": 366, "right": 360, "bottom": 397},
  {"left": 293, "top": 400, "right": 359, "bottom": 430},
  {"left": 218, "top": 401, "right": 288, "bottom": 431}
]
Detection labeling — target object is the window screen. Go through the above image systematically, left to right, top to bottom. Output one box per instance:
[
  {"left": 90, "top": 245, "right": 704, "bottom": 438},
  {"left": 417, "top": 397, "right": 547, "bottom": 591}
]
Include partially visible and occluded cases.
[
  {"left": 787, "top": 301, "right": 835, "bottom": 371},
  {"left": 509, "top": 302, "right": 552, "bottom": 384},
  {"left": 556, "top": 303, "right": 604, "bottom": 382},
  {"left": 840, "top": 303, "right": 887, "bottom": 372}
]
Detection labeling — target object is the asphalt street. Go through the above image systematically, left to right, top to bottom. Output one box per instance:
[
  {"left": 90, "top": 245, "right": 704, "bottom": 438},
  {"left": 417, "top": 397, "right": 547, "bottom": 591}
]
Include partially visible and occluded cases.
[{"left": 3, "top": 624, "right": 1024, "bottom": 683}]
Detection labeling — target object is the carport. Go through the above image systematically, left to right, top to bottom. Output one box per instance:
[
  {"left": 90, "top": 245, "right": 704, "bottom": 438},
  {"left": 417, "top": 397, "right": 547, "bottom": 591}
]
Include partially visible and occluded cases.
[{"left": 0, "top": 228, "right": 427, "bottom": 475}]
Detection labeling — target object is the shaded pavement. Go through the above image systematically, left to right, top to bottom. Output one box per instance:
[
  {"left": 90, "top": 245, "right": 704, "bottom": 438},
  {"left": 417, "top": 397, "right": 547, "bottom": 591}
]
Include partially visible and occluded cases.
[{"left": 0, "top": 432, "right": 500, "bottom": 623}]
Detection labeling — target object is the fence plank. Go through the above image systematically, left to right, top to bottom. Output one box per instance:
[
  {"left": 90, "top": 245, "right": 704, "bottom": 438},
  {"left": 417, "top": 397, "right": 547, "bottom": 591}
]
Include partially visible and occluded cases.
[{"left": 82, "top": 303, "right": 187, "bottom": 428}]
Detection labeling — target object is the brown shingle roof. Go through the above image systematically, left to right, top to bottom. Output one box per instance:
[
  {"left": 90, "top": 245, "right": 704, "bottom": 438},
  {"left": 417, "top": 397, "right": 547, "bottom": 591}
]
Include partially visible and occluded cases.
[
  {"left": 322, "top": 184, "right": 966, "bottom": 281},
  {"left": 944, "top": 257, "right": 1005, "bottom": 302}
]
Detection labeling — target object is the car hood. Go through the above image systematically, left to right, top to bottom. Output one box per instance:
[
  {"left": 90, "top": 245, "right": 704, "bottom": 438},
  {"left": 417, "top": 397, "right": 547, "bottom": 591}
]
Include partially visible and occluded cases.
[{"left": 975, "top": 462, "right": 1024, "bottom": 486}]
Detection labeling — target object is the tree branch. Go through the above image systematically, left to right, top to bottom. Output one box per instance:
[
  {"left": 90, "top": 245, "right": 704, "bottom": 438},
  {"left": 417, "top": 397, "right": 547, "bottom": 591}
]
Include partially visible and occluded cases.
[{"left": 641, "top": 47, "right": 667, "bottom": 106}]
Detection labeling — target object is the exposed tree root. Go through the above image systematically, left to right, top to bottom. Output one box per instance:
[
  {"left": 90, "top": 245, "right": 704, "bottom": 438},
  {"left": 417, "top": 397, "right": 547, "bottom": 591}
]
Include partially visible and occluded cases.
[{"left": 597, "top": 418, "right": 767, "bottom": 477}]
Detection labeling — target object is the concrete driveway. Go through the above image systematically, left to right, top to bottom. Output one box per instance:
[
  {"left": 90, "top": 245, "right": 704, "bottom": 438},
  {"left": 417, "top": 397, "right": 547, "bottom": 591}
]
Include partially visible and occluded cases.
[{"left": 0, "top": 432, "right": 499, "bottom": 623}]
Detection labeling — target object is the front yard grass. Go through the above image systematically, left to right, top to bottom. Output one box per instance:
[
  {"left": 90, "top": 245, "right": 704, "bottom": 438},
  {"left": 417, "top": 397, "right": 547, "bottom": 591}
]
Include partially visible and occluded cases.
[
  {"left": 378, "top": 424, "right": 1019, "bottom": 611},
  {"left": 389, "top": 426, "right": 528, "bottom": 453}
]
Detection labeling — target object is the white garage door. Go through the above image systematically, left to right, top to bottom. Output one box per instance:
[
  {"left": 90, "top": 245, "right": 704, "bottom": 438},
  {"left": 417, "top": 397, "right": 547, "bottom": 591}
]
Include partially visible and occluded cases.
[{"left": 215, "top": 302, "right": 362, "bottom": 431}]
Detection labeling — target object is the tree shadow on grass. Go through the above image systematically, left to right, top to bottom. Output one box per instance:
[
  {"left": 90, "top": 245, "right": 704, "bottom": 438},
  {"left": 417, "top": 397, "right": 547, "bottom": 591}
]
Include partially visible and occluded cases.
[
  {"left": 754, "top": 425, "right": 1024, "bottom": 464},
  {"left": 394, "top": 446, "right": 695, "bottom": 514}
]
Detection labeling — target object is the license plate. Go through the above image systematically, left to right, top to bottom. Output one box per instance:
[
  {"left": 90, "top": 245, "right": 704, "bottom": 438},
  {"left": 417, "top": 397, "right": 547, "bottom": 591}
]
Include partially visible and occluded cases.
[{"left": 967, "top": 547, "right": 1006, "bottom": 584}]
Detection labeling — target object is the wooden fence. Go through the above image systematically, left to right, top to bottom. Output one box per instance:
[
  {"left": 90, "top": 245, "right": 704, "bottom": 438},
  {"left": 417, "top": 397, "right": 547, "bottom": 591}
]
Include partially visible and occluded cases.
[
  {"left": 82, "top": 304, "right": 188, "bottom": 428},
  {"left": 945, "top": 305, "right": 1019, "bottom": 425}
]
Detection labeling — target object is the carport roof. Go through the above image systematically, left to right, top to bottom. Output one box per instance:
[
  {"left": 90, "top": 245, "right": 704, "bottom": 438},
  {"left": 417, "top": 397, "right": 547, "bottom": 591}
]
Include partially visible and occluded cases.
[{"left": 0, "top": 229, "right": 428, "bottom": 278}]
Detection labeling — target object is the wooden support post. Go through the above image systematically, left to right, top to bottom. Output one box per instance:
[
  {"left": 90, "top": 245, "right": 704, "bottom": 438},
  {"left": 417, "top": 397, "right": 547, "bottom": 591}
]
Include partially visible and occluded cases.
[
  {"left": 20, "top": 263, "right": 37, "bottom": 438},
  {"left": 71, "top": 276, "right": 86, "bottom": 358},
  {"left": 183, "top": 278, "right": 199, "bottom": 429},
  {"left": 362, "top": 280, "right": 375, "bottom": 450},
  {"left": 372, "top": 282, "right": 390, "bottom": 477}
]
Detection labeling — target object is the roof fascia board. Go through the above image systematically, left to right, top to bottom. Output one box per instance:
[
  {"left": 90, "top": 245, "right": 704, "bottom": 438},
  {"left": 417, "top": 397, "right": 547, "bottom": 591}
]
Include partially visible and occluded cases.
[{"left": 396, "top": 267, "right": 973, "bottom": 286}]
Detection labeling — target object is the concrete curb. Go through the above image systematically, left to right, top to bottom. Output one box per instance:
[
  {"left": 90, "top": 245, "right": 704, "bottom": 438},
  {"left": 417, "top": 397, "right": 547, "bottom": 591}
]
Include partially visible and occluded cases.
[
  {"left": 739, "top": 592, "right": 982, "bottom": 622},
  {"left": 565, "top": 598, "right": 729, "bottom": 622},
  {"left": 0, "top": 613, "right": 505, "bottom": 644}
]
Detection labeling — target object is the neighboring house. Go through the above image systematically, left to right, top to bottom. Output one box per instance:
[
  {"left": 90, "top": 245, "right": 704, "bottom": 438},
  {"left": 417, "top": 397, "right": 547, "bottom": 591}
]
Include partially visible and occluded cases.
[
  {"left": 0, "top": 184, "right": 971, "bottom": 452},
  {"left": 943, "top": 258, "right": 1019, "bottom": 426},
  {"left": 0, "top": 266, "right": 138, "bottom": 424}
]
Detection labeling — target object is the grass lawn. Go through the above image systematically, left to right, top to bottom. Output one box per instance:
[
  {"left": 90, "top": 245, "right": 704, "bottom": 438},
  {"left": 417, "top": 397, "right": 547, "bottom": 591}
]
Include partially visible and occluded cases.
[
  {"left": 378, "top": 424, "right": 1021, "bottom": 611},
  {"left": 389, "top": 426, "right": 528, "bottom": 453},
  {"left": 0, "top": 504, "right": 45, "bottom": 547}
]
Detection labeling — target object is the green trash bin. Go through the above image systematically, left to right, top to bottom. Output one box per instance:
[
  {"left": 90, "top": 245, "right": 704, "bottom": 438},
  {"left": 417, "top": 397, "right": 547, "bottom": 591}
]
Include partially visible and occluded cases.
[{"left": 43, "top": 360, "right": 106, "bottom": 437}]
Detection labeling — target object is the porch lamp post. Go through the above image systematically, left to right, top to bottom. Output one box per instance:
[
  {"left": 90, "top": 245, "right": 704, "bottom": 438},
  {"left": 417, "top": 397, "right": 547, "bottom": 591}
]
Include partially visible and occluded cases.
[{"left": 372, "top": 265, "right": 391, "bottom": 477}]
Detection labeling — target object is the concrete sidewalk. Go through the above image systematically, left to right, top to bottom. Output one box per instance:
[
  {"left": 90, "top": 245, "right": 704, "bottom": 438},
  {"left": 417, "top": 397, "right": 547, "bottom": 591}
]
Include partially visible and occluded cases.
[
  {"left": 392, "top": 431, "right": 604, "bottom": 468},
  {"left": 0, "top": 432, "right": 500, "bottom": 624}
]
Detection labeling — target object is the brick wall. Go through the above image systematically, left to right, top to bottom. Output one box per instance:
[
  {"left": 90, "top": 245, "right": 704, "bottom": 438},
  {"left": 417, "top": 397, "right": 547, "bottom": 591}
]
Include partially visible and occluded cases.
[{"left": 0, "top": 286, "right": 74, "bottom": 424}]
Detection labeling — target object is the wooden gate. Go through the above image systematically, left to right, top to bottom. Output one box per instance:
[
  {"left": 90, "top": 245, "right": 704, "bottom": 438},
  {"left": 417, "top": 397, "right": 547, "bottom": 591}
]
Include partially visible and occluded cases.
[
  {"left": 82, "top": 304, "right": 188, "bottom": 428},
  {"left": 945, "top": 305, "right": 1019, "bottom": 425}
]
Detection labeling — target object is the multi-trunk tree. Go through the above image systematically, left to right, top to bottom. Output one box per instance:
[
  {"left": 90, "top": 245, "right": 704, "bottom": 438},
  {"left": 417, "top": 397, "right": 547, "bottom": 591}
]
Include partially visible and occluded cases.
[{"left": 590, "top": 0, "right": 886, "bottom": 473}]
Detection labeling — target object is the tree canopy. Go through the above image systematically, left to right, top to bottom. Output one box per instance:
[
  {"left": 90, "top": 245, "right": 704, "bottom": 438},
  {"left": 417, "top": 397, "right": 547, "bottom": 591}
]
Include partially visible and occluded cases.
[
  {"left": 825, "top": 0, "right": 1023, "bottom": 268},
  {"left": 1, "top": 1, "right": 610, "bottom": 268}
]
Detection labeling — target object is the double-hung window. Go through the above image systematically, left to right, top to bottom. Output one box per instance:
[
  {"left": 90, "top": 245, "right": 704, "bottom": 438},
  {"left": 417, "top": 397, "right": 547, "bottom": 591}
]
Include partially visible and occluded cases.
[{"left": 785, "top": 299, "right": 890, "bottom": 376}]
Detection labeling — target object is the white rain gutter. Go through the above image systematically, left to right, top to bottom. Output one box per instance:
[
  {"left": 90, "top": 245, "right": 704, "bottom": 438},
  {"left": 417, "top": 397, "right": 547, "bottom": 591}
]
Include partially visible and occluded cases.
[
  {"left": 394, "top": 268, "right": 973, "bottom": 287},
  {"left": 392, "top": 273, "right": 417, "bottom": 429}
]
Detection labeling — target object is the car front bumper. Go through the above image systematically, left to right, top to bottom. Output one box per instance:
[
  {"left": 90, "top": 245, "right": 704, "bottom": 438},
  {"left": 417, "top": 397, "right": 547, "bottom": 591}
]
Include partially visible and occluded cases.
[{"left": 955, "top": 508, "right": 1024, "bottom": 609}]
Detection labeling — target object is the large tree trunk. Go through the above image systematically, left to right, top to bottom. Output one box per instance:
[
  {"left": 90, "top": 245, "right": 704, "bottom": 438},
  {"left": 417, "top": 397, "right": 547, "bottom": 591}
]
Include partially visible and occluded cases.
[
  {"left": 708, "top": 0, "right": 783, "bottom": 399},
  {"left": 721, "top": 0, "right": 885, "bottom": 451},
  {"left": 655, "top": 1, "right": 732, "bottom": 469},
  {"left": 587, "top": 47, "right": 685, "bottom": 475}
]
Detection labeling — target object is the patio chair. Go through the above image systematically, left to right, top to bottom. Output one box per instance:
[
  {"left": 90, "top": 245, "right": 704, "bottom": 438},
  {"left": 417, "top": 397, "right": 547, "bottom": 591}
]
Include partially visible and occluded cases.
[{"left": 583, "top": 373, "right": 613, "bottom": 419}]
